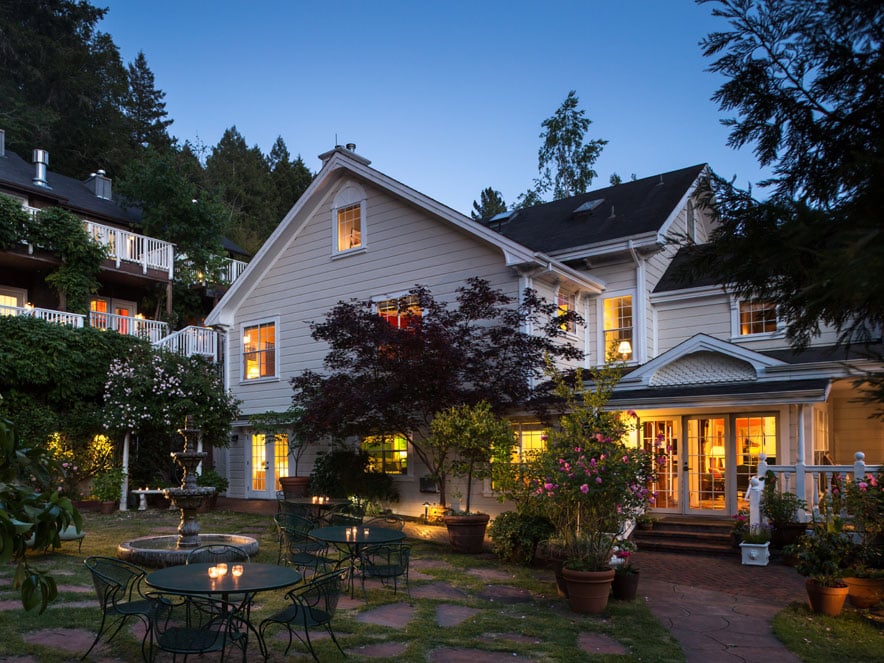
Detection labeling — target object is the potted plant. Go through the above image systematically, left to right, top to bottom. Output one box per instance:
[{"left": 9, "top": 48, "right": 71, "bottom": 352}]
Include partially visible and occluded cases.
[
  {"left": 527, "top": 366, "right": 661, "bottom": 613},
  {"left": 428, "top": 401, "right": 516, "bottom": 553},
  {"left": 90, "top": 466, "right": 126, "bottom": 513},
  {"left": 841, "top": 471, "right": 883, "bottom": 608},
  {"left": 760, "top": 472, "right": 807, "bottom": 548},
  {"left": 635, "top": 512, "right": 659, "bottom": 531},
  {"left": 786, "top": 525, "right": 853, "bottom": 616},
  {"left": 739, "top": 526, "right": 772, "bottom": 566},
  {"left": 611, "top": 540, "right": 640, "bottom": 601}
]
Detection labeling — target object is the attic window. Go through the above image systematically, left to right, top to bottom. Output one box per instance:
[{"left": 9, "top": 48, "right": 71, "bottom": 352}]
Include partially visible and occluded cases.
[
  {"left": 332, "top": 182, "right": 367, "bottom": 255},
  {"left": 573, "top": 199, "right": 604, "bottom": 214}
]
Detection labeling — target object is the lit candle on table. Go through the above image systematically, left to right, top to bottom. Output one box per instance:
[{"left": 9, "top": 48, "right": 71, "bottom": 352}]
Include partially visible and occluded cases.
[
  {"left": 216, "top": 563, "right": 228, "bottom": 576},
  {"left": 232, "top": 564, "right": 244, "bottom": 577}
]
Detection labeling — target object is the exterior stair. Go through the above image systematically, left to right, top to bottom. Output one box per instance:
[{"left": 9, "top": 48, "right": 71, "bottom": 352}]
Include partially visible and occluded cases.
[{"left": 632, "top": 515, "right": 737, "bottom": 555}]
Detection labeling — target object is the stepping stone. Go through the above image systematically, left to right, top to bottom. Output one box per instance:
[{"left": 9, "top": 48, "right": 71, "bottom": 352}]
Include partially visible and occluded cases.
[
  {"left": 410, "top": 558, "right": 454, "bottom": 572},
  {"left": 411, "top": 582, "right": 467, "bottom": 601},
  {"left": 55, "top": 584, "right": 94, "bottom": 594},
  {"left": 476, "top": 585, "right": 534, "bottom": 604},
  {"left": 357, "top": 602, "right": 416, "bottom": 627},
  {"left": 436, "top": 604, "right": 480, "bottom": 627},
  {"left": 21, "top": 628, "right": 98, "bottom": 655},
  {"left": 577, "top": 631, "right": 628, "bottom": 655},
  {"left": 349, "top": 641, "right": 409, "bottom": 658}
]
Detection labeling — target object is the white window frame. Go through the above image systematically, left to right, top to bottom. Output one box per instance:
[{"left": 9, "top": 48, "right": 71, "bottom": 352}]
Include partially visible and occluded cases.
[
  {"left": 331, "top": 182, "right": 367, "bottom": 257},
  {"left": 556, "top": 288, "right": 578, "bottom": 337},
  {"left": 597, "top": 291, "right": 635, "bottom": 363},
  {"left": 729, "top": 297, "right": 785, "bottom": 340},
  {"left": 240, "top": 317, "right": 280, "bottom": 383}
]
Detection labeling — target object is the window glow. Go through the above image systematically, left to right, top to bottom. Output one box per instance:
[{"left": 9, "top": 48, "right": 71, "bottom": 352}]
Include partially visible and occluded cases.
[
  {"left": 336, "top": 203, "right": 362, "bottom": 251},
  {"left": 603, "top": 295, "right": 633, "bottom": 360},
  {"left": 739, "top": 301, "right": 777, "bottom": 335},
  {"left": 243, "top": 322, "right": 276, "bottom": 380},
  {"left": 362, "top": 434, "right": 408, "bottom": 474}
]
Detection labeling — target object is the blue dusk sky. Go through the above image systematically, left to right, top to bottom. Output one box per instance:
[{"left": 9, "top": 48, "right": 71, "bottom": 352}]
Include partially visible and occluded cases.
[{"left": 99, "top": 0, "right": 771, "bottom": 216}]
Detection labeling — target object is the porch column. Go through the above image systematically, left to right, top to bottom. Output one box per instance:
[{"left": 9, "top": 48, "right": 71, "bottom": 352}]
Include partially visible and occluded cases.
[
  {"left": 795, "top": 404, "right": 807, "bottom": 518},
  {"left": 120, "top": 430, "right": 130, "bottom": 512}
]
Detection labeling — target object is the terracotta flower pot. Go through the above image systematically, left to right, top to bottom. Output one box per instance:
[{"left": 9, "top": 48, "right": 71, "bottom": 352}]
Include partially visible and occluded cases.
[
  {"left": 278, "top": 476, "right": 309, "bottom": 499},
  {"left": 99, "top": 500, "right": 116, "bottom": 514},
  {"left": 442, "top": 513, "right": 490, "bottom": 553},
  {"left": 562, "top": 567, "right": 615, "bottom": 614},
  {"left": 612, "top": 570, "right": 640, "bottom": 601},
  {"left": 843, "top": 576, "right": 884, "bottom": 609},
  {"left": 804, "top": 578, "right": 849, "bottom": 617}
]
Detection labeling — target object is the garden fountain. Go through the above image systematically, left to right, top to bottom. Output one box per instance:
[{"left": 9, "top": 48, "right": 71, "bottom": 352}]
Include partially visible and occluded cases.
[{"left": 118, "top": 417, "right": 259, "bottom": 567}]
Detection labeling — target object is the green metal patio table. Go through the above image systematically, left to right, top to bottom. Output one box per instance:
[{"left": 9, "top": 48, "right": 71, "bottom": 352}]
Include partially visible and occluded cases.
[{"left": 310, "top": 525, "right": 405, "bottom": 597}]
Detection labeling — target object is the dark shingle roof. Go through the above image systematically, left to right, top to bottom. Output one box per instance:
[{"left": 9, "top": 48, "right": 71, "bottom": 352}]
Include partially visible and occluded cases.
[
  {"left": 0, "top": 148, "right": 141, "bottom": 226},
  {"left": 485, "top": 164, "right": 706, "bottom": 254},
  {"left": 653, "top": 245, "right": 722, "bottom": 292}
]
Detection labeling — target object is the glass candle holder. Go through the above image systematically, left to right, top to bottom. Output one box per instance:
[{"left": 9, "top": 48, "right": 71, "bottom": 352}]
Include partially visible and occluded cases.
[
  {"left": 363, "top": 527, "right": 370, "bottom": 536},
  {"left": 216, "top": 562, "right": 228, "bottom": 576},
  {"left": 232, "top": 564, "right": 244, "bottom": 577},
  {"left": 208, "top": 566, "right": 219, "bottom": 579}
]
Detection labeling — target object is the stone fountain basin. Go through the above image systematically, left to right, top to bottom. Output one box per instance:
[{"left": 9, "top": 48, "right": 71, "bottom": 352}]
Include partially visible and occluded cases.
[{"left": 118, "top": 534, "right": 260, "bottom": 568}]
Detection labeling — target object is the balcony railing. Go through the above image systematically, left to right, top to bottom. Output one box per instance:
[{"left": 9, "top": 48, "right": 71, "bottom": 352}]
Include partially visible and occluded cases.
[
  {"left": 23, "top": 206, "right": 175, "bottom": 277},
  {"left": 84, "top": 221, "right": 175, "bottom": 277},
  {"left": 221, "top": 257, "right": 248, "bottom": 284},
  {"left": 0, "top": 303, "right": 85, "bottom": 327},
  {"left": 89, "top": 311, "right": 169, "bottom": 343},
  {"left": 153, "top": 325, "right": 218, "bottom": 361}
]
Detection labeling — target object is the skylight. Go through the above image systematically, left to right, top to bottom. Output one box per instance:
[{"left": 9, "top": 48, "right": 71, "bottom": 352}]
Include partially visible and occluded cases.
[{"left": 573, "top": 199, "right": 604, "bottom": 214}]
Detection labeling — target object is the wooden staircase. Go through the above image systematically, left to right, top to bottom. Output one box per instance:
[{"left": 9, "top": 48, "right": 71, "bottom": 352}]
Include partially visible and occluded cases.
[{"left": 632, "top": 515, "right": 737, "bottom": 555}]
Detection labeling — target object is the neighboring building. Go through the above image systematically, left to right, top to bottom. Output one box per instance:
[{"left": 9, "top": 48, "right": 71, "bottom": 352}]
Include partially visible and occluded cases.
[
  {"left": 0, "top": 128, "right": 247, "bottom": 358},
  {"left": 205, "top": 145, "right": 882, "bottom": 519}
]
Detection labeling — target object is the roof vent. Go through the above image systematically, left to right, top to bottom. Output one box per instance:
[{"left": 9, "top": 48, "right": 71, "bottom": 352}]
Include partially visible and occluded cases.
[
  {"left": 345, "top": 143, "right": 356, "bottom": 151},
  {"left": 32, "top": 149, "right": 51, "bottom": 188},
  {"left": 84, "top": 170, "right": 112, "bottom": 200},
  {"left": 573, "top": 198, "right": 604, "bottom": 214},
  {"left": 608, "top": 205, "right": 616, "bottom": 220}
]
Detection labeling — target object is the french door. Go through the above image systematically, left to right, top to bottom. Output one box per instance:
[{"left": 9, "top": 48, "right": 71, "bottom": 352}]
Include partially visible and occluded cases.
[
  {"left": 685, "top": 417, "right": 728, "bottom": 514},
  {"left": 247, "top": 432, "right": 289, "bottom": 498}
]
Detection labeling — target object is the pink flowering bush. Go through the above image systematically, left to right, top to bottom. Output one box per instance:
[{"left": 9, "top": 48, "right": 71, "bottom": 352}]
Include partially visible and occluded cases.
[
  {"left": 529, "top": 366, "right": 662, "bottom": 570},
  {"left": 845, "top": 470, "right": 883, "bottom": 570}
]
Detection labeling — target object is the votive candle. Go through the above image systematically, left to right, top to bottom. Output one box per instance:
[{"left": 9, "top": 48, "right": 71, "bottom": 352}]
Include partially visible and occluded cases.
[{"left": 216, "top": 562, "right": 228, "bottom": 576}]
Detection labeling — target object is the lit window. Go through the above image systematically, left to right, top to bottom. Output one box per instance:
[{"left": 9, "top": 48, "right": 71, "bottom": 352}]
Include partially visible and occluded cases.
[
  {"left": 336, "top": 204, "right": 362, "bottom": 251},
  {"left": 557, "top": 292, "right": 576, "bottom": 334},
  {"left": 377, "top": 294, "right": 421, "bottom": 329},
  {"left": 603, "top": 295, "right": 633, "bottom": 360},
  {"left": 739, "top": 301, "right": 777, "bottom": 335},
  {"left": 243, "top": 321, "right": 276, "bottom": 380},
  {"left": 511, "top": 423, "right": 545, "bottom": 463},
  {"left": 362, "top": 434, "right": 408, "bottom": 474}
]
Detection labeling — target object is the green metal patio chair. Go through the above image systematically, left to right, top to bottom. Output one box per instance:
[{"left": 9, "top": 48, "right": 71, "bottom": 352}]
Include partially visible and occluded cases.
[
  {"left": 358, "top": 542, "right": 412, "bottom": 601},
  {"left": 82, "top": 556, "right": 166, "bottom": 661},
  {"left": 257, "top": 569, "right": 346, "bottom": 661},
  {"left": 152, "top": 594, "right": 248, "bottom": 662}
]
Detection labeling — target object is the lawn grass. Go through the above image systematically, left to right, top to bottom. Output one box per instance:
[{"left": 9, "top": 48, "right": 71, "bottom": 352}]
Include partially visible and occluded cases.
[
  {"left": 0, "top": 507, "right": 685, "bottom": 662},
  {"left": 772, "top": 602, "right": 884, "bottom": 661}
]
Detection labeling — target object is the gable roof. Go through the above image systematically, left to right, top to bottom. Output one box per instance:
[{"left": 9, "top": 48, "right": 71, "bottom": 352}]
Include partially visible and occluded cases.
[
  {"left": 205, "top": 147, "right": 606, "bottom": 327},
  {"left": 484, "top": 164, "right": 707, "bottom": 257}
]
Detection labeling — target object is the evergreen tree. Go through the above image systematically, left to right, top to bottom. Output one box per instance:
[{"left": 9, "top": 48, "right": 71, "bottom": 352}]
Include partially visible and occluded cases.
[
  {"left": 0, "top": 0, "right": 131, "bottom": 175},
  {"left": 690, "top": 0, "right": 884, "bottom": 412},
  {"left": 125, "top": 51, "right": 173, "bottom": 150},
  {"left": 205, "top": 127, "right": 279, "bottom": 254},
  {"left": 267, "top": 136, "right": 314, "bottom": 223},
  {"left": 470, "top": 187, "right": 507, "bottom": 221}
]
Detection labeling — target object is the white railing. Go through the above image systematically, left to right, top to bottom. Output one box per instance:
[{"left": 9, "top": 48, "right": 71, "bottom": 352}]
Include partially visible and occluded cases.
[
  {"left": 24, "top": 206, "right": 175, "bottom": 277},
  {"left": 84, "top": 221, "right": 175, "bottom": 277},
  {"left": 221, "top": 258, "right": 248, "bottom": 284},
  {"left": 0, "top": 303, "right": 85, "bottom": 327},
  {"left": 89, "top": 311, "right": 169, "bottom": 343},
  {"left": 153, "top": 325, "right": 218, "bottom": 361},
  {"left": 747, "top": 451, "right": 882, "bottom": 528}
]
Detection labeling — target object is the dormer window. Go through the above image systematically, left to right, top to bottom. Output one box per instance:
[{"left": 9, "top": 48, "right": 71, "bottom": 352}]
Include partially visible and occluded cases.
[{"left": 332, "top": 182, "right": 367, "bottom": 256}]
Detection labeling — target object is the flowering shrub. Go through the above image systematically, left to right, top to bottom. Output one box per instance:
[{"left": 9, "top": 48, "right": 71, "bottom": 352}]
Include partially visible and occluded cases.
[
  {"left": 103, "top": 346, "right": 240, "bottom": 445},
  {"left": 528, "top": 366, "right": 662, "bottom": 570},
  {"left": 845, "top": 471, "right": 883, "bottom": 569},
  {"left": 613, "top": 539, "right": 638, "bottom": 575}
]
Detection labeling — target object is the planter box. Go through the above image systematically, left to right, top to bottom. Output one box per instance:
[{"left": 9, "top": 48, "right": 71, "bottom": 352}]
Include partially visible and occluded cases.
[{"left": 739, "top": 541, "right": 770, "bottom": 566}]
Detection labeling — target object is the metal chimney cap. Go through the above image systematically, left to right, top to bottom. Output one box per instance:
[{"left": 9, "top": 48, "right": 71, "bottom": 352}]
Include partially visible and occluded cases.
[{"left": 345, "top": 143, "right": 356, "bottom": 151}]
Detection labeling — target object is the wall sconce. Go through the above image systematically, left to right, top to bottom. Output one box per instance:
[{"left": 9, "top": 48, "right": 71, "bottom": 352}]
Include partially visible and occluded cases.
[{"left": 617, "top": 340, "right": 632, "bottom": 359}]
